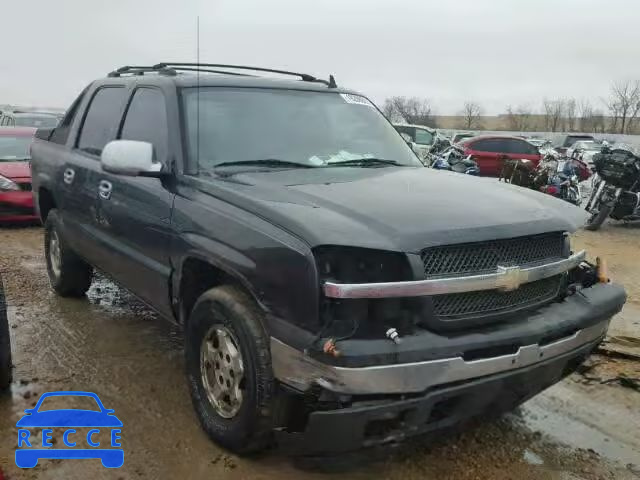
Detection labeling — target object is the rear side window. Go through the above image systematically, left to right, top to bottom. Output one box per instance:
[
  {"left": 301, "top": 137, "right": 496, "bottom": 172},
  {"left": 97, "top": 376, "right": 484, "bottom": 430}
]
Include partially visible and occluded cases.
[
  {"left": 50, "top": 87, "right": 89, "bottom": 145},
  {"left": 77, "top": 87, "right": 127, "bottom": 155},
  {"left": 119, "top": 88, "right": 168, "bottom": 163},
  {"left": 470, "top": 139, "right": 506, "bottom": 152},
  {"left": 505, "top": 139, "right": 539, "bottom": 155}
]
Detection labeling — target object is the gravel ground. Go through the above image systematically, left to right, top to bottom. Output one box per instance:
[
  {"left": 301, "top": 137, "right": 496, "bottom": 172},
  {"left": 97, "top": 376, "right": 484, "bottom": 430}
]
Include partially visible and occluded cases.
[{"left": 0, "top": 224, "right": 638, "bottom": 480}]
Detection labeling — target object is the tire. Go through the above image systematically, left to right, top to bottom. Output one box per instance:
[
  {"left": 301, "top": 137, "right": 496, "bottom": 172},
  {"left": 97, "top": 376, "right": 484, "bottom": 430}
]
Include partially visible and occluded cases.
[
  {"left": 584, "top": 178, "right": 601, "bottom": 212},
  {"left": 585, "top": 203, "right": 613, "bottom": 231},
  {"left": 44, "top": 209, "right": 93, "bottom": 297},
  {"left": 0, "top": 272, "right": 12, "bottom": 391},
  {"left": 185, "top": 285, "right": 274, "bottom": 454}
]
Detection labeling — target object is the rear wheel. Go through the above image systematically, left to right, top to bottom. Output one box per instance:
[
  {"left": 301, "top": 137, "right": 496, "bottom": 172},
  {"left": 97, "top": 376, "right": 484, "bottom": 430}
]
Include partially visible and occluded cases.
[
  {"left": 44, "top": 209, "right": 93, "bottom": 297},
  {"left": 0, "top": 272, "right": 12, "bottom": 391},
  {"left": 185, "top": 285, "right": 275, "bottom": 454}
]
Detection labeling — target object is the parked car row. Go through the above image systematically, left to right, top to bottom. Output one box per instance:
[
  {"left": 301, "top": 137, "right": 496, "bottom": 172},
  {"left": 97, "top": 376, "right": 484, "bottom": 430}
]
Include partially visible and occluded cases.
[
  {"left": 0, "top": 106, "right": 63, "bottom": 223},
  {"left": 392, "top": 124, "right": 612, "bottom": 178},
  {"left": 0, "top": 127, "right": 38, "bottom": 223}
]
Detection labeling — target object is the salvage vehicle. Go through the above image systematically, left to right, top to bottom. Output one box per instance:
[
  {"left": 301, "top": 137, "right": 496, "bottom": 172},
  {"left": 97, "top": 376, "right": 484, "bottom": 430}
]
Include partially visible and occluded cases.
[
  {"left": 30, "top": 63, "right": 627, "bottom": 457},
  {"left": 0, "top": 111, "right": 60, "bottom": 129},
  {"left": 393, "top": 123, "right": 436, "bottom": 162},
  {"left": 0, "top": 127, "right": 39, "bottom": 223},
  {"left": 451, "top": 131, "right": 475, "bottom": 144},
  {"left": 556, "top": 134, "right": 595, "bottom": 155},
  {"left": 461, "top": 135, "right": 542, "bottom": 176},
  {"left": 566, "top": 140, "right": 603, "bottom": 168},
  {"left": 585, "top": 145, "right": 640, "bottom": 230},
  {"left": 0, "top": 271, "right": 11, "bottom": 391}
]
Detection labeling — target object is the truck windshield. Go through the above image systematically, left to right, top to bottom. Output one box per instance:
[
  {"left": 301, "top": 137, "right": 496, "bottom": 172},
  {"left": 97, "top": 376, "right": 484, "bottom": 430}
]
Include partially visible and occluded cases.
[{"left": 181, "top": 88, "right": 421, "bottom": 169}]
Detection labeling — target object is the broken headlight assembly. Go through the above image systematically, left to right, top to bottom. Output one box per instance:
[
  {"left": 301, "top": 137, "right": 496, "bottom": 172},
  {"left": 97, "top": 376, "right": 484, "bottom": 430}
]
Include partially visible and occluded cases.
[
  {"left": 565, "top": 233, "right": 610, "bottom": 292},
  {"left": 312, "top": 246, "right": 423, "bottom": 349}
]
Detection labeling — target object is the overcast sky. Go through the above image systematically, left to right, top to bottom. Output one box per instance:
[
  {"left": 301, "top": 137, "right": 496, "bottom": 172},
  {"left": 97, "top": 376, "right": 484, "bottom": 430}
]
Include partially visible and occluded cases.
[{"left": 2, "top": 0, "right": 640, "bottom": 115}]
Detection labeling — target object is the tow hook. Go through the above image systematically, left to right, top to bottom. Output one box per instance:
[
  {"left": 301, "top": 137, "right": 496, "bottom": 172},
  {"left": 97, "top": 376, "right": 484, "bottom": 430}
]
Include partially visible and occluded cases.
[{"left": 386, "top": 328, "right": 402, "bottom": 344}]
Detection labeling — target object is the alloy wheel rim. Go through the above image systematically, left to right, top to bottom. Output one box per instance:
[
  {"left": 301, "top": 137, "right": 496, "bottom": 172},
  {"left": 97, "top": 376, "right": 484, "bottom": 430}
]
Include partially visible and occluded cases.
[
  {"left": 49, "top": 230, "right": 62, "bottom": 278},
  {"left": 200, "top": 325, "right": 245, "bottom": 419}
]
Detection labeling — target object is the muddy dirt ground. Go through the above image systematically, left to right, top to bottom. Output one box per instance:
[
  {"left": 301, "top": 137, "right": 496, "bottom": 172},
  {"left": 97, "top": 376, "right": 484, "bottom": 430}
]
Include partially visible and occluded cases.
[{"left": 0, "top": 223, "right": 638, "bottom": 480}]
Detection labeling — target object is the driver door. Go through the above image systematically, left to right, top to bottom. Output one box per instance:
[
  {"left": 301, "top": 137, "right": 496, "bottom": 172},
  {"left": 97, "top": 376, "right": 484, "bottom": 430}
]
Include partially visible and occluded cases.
[{"left": 94, "top": 87, "right": 175, "bottom": 317}]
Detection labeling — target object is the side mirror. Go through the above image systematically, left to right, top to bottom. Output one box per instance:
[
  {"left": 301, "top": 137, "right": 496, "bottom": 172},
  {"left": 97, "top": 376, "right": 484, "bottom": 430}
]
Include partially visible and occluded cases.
[
  {"left": 35, "top": 128, "right": 55, "bottom": 141},
  {"left": 101, "top": 140, "right": 162, "bottom": 177}
]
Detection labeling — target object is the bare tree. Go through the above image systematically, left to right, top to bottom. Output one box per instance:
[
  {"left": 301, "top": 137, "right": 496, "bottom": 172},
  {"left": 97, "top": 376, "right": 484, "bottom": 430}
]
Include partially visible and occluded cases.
[
  {"left": 607, "top": 80, "right": 640, "bottom": 133},
  {"left": 384, "top": 96, "right": 436, "bottom": 127},
  {"left": 565, "top": 98, "right": 577, "bottom": 131},
  {"left": 381, "top": 99, "right": 397, "bottom": 121},
  {"left": 542, "top": 99, "right": 565, "bottom": 132},
  {"left": 578, "top": 99, "right": 594, "bottom": 132},
  {"left": 460, "top": 101, "right": 483, "bottom": 129},
  {"left": 504, "top": 105, "right": 533, "bottom": 131},
  {"left": 591, "top": 110, "right": 606, "bottom": 133}
]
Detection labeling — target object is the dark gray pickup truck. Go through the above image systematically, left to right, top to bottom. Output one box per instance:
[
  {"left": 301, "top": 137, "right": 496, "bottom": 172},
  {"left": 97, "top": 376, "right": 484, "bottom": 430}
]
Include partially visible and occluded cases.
[{"left": 30, "top": 63, "right": 626, "bottom": 457}]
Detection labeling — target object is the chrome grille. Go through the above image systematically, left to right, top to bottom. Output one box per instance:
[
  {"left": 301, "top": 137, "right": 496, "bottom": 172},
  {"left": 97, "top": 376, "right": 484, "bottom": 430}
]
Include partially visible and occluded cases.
[
  {"left": 421, "top": 232, "right": 565, "bottom": 277},
  {"left": 423, "top": 233, "right": 566, "bottom": 321},
  {"left": 432, "top": 275, "right": 563, "bottom": 320}
]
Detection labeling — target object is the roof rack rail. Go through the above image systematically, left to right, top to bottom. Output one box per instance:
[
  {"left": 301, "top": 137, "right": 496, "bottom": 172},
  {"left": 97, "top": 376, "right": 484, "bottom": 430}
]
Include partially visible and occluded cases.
[
  {"left": 153, "top": 62, "right": 336, "bottom": 87},
  {"left": 107, "top": 63, "right": 338, "bottom": 88},
  {"left": 107, "top": 65, "right": 177, "bottom": 77},
  {"left": 167, "top": 66, "right": 252, "bottom": 77}
]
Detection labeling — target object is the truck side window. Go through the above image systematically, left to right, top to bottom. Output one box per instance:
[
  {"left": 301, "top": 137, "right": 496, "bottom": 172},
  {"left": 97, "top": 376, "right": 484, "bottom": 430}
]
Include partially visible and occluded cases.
[
  {"left": 50, "top": 87, "right": 89, "bottom": 145},
  {"left": 77, "top": 87, "right": 126, "bottom": 156},
  {"left": 119, "top": 89, "right": 168, "bottom": 164}
]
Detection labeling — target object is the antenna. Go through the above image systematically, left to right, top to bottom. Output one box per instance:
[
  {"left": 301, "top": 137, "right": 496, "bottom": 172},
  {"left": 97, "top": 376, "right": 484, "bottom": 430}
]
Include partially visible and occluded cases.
[{"left": 196, "top": 16, "right": 200, "bottom": 171}]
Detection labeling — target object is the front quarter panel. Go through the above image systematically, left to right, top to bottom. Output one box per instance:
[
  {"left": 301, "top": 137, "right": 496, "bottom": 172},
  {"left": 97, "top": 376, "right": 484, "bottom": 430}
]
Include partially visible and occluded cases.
[{"left": 171, "top": 180, "right": 320, "bottom": 331}]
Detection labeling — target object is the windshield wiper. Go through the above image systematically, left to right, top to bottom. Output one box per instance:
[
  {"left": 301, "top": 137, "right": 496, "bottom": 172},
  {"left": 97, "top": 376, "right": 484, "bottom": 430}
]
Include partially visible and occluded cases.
[
  {"left": 326, "top": 158, "right": 403, "bottom": 167},
  {"left": 214, "top": 159, "right": 315, "bottom": 169}
]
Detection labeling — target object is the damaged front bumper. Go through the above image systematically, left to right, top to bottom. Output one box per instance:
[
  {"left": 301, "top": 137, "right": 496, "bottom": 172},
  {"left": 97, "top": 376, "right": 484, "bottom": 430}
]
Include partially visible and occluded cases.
[
  {"left": 271, "top": 282, "right": 626, "bottom": 455},
  {"left": 276, "top": 337, "right": 600, "bottom": 455}
]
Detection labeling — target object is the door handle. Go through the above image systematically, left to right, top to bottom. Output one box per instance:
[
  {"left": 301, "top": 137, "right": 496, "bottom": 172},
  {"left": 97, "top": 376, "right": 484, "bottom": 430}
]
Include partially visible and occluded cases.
[
  {"left": 63, "top": 168, "right": 75, "bottom": 185},
  {"left": 98, "top": 180, "right": 113, "bottom": 200}
]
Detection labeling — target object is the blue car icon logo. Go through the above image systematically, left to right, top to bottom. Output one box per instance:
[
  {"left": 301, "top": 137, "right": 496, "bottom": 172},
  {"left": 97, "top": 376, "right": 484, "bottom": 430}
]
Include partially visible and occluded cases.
[{"left": 16, "top": 391, "right": 123, "bottom": 468}]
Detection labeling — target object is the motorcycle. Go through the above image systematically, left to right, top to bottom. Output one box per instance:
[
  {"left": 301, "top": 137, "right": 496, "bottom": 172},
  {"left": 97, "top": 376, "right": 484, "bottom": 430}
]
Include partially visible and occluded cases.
[
  {"left": 428, "top": 144, "right": 480, "bottom": 175},
  {"left": 584, "top": 145, "right": 640, "bottom": 230},
  {"left": 534, "top": 156, "right": 587, "bottom": 206}
]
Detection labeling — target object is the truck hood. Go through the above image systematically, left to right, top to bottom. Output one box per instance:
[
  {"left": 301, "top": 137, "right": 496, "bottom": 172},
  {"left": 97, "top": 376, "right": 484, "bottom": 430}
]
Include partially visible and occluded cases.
[
  {"left": 0, "top": 161, "right": 30, "bottom": 180},
  {"left": 201, "top": 167, "right": 587, "bottom": 252}
]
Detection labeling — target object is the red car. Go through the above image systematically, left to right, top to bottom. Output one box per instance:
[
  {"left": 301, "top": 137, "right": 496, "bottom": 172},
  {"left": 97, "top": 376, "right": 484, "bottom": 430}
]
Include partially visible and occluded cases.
[
  {"left": 0, "top": 127, "right": 38, "bottom": 223},
  {"left": 461, "top": 135, "right": 542, "bottom": 176}
]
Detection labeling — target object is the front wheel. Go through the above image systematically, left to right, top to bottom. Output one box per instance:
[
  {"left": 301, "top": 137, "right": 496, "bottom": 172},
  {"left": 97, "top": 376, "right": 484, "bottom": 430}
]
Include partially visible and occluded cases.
[
  {"left": 585, "top": 201, "right": 613, "bottom": 231},
  {"left": 185, "top": 285, "right": 275, "bottom": 454}
]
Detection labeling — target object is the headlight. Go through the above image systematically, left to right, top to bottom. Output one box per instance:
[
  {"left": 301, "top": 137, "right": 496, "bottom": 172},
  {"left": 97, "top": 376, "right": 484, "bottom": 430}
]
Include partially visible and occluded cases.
[
  {"left": 0, "top": 175, "right": 19, "bottom": 191},
  {"left": 312, "top": 246, "right": 419, "bottom": 341},
  {"left": 313, "top": 246, "right": 412, "bottom": 284}
]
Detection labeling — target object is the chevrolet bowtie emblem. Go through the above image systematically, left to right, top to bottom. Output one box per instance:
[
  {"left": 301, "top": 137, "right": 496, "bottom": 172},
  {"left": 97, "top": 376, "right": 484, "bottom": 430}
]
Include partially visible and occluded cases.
[{"left": 496, "top": 265, "right": 528, "bottom": 291}]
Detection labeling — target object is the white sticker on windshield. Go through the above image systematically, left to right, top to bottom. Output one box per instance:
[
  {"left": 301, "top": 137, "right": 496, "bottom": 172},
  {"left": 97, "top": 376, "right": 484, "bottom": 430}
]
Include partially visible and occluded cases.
[{"left": 340, "top": 93, "right": 375, "bottom": 107}]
